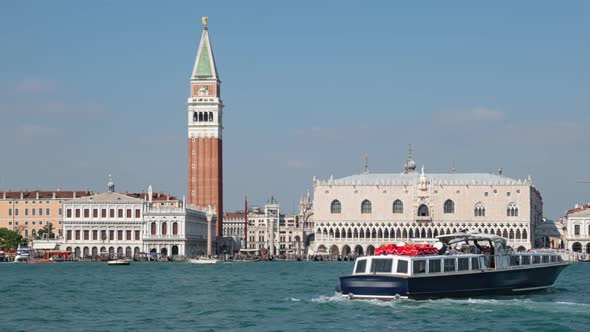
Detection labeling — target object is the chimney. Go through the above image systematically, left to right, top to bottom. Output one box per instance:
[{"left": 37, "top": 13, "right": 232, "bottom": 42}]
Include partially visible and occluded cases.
[
  {"left": 73, "top": 191, "right": 77, "bottom": 199},
  {"left": 2, "top": 192, "right": 6, "bottom": 200},
  {"left": 20, "top": 192, "right": 23, "bottom": 199},
  {"left": 36, "top": 192, "right": 39, "bottom": 199},
  {"left": 52, "top": 192, "right": 56, "bottom": 199}
]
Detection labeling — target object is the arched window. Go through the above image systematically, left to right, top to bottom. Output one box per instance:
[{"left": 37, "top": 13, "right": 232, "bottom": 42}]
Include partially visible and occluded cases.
[
  {"left": 193, "top": 112, "right": 198, "bottom": 122},
  {"left": 199, "top": 112, "right": 203, "bottom": 122},
  {"left": 204, "top": 112, "right": 208, "bottom": 122},
  {"left": 209, "top": 112, "right": 213, "bottom": 122},
  {"left": 444, "top": 199, "right": 455, "bottom": 214},
  {"left": 330, "top": 200, "right": 341, "bottom": 214},
  {"left": 361, "top": 200, "right": 372, "bottom": 214},
  {"left": 392, "top": 200, "right": 403, "bottom": 213},
  {"left": 474, "top": 203, "right": 486, "bottom": 217},
  {"left": 507, "top": 203, "right": 519, "bottom": 217},
  {"left": 418, "top": 204, "right": 429, "bottom": 217},
  {"left": 151, "top": 222, "right": 156, "bottom": 235},
  {"left": 162, "top": 222, "right": 167, "bottom": 235}
]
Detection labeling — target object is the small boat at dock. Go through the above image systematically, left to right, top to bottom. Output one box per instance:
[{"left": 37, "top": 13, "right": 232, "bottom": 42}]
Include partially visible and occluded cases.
[
  {"left": 188, "top": 257, "right": 219, "bottom": 264},
  {"left": 107, "top": 258, "right": 130, "bottom": 266}
]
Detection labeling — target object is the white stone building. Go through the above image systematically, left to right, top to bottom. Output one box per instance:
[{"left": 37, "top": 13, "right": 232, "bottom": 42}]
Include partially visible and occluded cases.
[
  {"left": 311, "top": 155, "right": 543, "bottom": 256},
  {"left": 62, "top": 178, "right": 215, "bottom": 258},
  {"left": 143, "top": 204, "right": 214, "bottom": 256},
  {"left": 564, "top": 204, "right": 590, "bottom": 254}
]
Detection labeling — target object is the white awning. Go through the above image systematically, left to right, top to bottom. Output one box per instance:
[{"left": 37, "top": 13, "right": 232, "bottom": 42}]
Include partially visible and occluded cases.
[{"left": 33, "top": 243, "right": 58, "bottom": 250}]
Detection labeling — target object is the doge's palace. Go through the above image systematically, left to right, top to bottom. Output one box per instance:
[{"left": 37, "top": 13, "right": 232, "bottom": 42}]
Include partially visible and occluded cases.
[{"left": 312, "top": 153, "right": 542, "bottom": 256}]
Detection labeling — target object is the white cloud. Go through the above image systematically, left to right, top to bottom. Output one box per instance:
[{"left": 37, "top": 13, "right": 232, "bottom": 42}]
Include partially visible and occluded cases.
[
  {"left": 15, "top": 77, "right": 58, "bottom": 94},
  {"left": 432, "top": 107, "right": 506, "bottom": 127},
  {"left": 18, "top": 123, "right": 57, "bottom": 137},
  {"left": 287, "top": 160, "right": 306, "bottom": 169}
]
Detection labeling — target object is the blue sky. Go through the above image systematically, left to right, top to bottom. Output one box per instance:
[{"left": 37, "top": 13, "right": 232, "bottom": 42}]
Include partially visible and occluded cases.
[{"left": 0, "top": 1, "right": 588, "bottom": 219}]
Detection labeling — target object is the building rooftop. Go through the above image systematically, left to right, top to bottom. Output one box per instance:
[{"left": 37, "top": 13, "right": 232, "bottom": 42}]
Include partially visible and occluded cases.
[
  {"left": 317, "top": 172, "right": 532, "bottom": 187},
  {"left": 0, "top": 190, "right": 93, "bottom": 200}
]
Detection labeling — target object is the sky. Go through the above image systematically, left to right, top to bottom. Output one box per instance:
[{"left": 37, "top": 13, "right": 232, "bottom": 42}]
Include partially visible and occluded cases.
[{"left": 0, "top": 1, "right": 588, "bottom": 219}]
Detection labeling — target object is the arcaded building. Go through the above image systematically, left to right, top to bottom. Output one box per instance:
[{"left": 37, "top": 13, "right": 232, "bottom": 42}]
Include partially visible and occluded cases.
[
  {"left": 312, "top": 155, "right": 543, "bottom": 256},
  {"left": 563, "top": 204, "right": 590, "bottom": 254}
]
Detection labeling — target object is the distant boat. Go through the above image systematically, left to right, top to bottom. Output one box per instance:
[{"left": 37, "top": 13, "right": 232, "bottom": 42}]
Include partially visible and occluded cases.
[
  {"left": 14, "top": 244, "right": 31, "bottom": 262},
  {"left": 188, "top": 257, "right": 219, "bottom": 264},
  {"left": 107, "top": 258, "right": 130, "bottom": 266}
]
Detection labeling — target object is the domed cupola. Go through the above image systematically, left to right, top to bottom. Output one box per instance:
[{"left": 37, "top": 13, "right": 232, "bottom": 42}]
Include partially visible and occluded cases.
[
  {"left": 403, "top": 144, "right": 417, "bottom": 174},
  {"left": 107, "top": 174, "right": 115, "bottom": 192}
]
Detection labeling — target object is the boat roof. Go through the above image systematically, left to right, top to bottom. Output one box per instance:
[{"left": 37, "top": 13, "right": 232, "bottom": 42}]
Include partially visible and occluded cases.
[{"left": 436, "top": 232, "right": 507, "bottom": 246}]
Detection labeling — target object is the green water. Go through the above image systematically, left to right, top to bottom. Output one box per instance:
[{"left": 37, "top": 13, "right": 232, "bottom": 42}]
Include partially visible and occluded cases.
[{"left": 0, "top": 261, "right": 588, "bottom": 331}]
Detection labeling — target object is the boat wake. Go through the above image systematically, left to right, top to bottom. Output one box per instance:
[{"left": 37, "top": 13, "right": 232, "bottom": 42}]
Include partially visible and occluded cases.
[{"left": 304, "top": 294, "right": 590, "bottom": 313}]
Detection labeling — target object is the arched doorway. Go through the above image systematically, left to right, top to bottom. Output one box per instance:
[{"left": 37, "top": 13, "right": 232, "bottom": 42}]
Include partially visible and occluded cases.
[
  {"left": 572, "top": 242, "right": 582, "bottom": 252},
  {"left": 587, "top": 243, "right": 590, "bottom": 254},
  {"left": 172, "top": 245, "right": 179, "bottom": 256},
  {"left": 317, "top": 245, "right": 327, "bottom": 254},
  {"left": 329, "top": 245, "right": 339, "bottom": 256},
  {"left": 341, "top": 245, "right": 351, "bottom": 256},
  {"left": 354, "top": 245, "right": 364, "bottom": 256},
  {"left": 366, "top": 245, "right": 375, "bottom": 255},
  {"left": 517, "top": 246, "right": 526, "bottom": 252},
  {"left": 74, "top": 247, "right": 81, "bottom": 258},
  {"left": 83, "top": 247, "right": 89, "bottom": 257},
  {"left": 91, "top": 247, "right": 98, "bottom": 257},
  {"left": 109, "top": 247, "right": 115, "bottom": 255},
  {"left": 117, "top": 247, "right": 123, "bottom": 256},
  {"left": 125, "top": 247, "right": 132, "bottom": 258},
  {"left": 134, "top": 247, "right": 141, "bottom": 257},
  {"left": 161, "top": 247, "right": 168, "bottom": 256}
]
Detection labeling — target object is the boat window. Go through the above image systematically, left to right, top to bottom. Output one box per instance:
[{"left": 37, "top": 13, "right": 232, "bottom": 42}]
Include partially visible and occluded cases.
[
  {"left": 510, "top": 255, "right": 520, "bottom": 266},
  {"left": 542, "top": 255, "right": 550, "bottom": 263},
  {"left": 522, "top": 256, "right": 531, "bottom": 265},
  {"left": 533, "top": 256, "right": 541, "bottom": 264},
  {"left": 458, "top": 257, "right": 469, "bottom": 271},
  {"left": 471, "top": 257, "right": 480, "bottom": 270},
  {"left": 370, "top": 258, "right": 393, "bottom": 273},
  {"left": 444, "top": 258, "right": 456, "bottom": 272},
  {"left": 355, "top": 259, "right": 367, "bottom": 273},
  {"left": 429, "top": 259, "right": 441, "bottom": 273},
  {"left": 396, "top": 260, "right": 408, "bottom": 273},
  {"left": 413, "top": 260, "right": 427, "bottom": 274}
]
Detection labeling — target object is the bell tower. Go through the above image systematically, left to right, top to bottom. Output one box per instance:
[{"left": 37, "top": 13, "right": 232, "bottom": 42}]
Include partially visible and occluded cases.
[{"left": 187, "top": 17, "right": 224, "bottom": 237}]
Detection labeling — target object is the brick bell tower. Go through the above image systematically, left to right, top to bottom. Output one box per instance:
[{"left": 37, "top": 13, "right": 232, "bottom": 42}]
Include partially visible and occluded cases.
[{"left": 187, "top": 17, "right": 223, "bottom": 237}]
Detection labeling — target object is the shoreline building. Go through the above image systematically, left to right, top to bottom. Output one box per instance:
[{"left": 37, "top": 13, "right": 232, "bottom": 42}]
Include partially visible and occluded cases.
[
  {"left": 187, "top": 17, "right": 224, "bottom": 237},
  {"left": 311, "top": 154, "right": 542, "bottom": 256},
  {"left": 61, "top": 178, "right": 215, "bottom": 258},
  {"left": 0, "top": 190, "right": 92, "bottom": 240},
  {"left": 224, "top": 198, "right": 305, "bottom": 257},
  {"left": 563, "top": 203, "right": 590, "bottom": 254}
]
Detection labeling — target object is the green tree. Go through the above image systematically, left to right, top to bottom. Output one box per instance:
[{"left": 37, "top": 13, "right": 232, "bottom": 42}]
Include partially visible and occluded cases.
[
  {"left": 37, "top": 222, "right": 55, "bottom": 239},
  {"left": 0, "top": 228, "right": 24, "bottom": 250}
]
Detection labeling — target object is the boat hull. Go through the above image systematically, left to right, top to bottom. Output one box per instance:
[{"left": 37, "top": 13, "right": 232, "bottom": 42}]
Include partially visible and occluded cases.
[
  {"left": 187, "top": 258, "right": 219, "bottom": 264},
  {"left": 107, "top": 260, "right": 130, "bottom": 266},
  {"left": 339, "top": 263, "right": 568, "bottom": 300}
]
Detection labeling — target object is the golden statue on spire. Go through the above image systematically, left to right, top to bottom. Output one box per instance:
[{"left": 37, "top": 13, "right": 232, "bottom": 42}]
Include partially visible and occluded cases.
[{"left": 202, "top": 16, "right": 208, "bottom": 27}]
